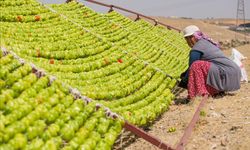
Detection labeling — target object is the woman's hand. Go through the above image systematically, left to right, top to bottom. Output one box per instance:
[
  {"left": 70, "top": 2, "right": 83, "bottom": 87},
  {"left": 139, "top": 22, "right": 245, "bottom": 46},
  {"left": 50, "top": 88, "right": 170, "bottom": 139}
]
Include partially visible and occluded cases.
[
  {"left": 180, "top": 70, "right": 187, "bottom": 79},
  {"left": 178, "top": 79, "right": 188, "bottom": 89}
]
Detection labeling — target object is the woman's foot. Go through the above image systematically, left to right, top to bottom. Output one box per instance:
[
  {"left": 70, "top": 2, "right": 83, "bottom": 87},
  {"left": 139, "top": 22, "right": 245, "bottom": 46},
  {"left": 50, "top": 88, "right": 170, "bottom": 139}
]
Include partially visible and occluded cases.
[
  {"left": 212, "top": 91, "right": 225, "bottom": 98},
  {"left": 174, "top": 97, "right": 191, "bottom": 104}
]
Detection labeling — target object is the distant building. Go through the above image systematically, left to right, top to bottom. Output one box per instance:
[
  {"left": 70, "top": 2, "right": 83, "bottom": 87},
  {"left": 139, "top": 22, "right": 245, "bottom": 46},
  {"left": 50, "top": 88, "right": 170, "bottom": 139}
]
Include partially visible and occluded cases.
[{"left": 237, "top": 23, "right": 250, "bottom": 31}]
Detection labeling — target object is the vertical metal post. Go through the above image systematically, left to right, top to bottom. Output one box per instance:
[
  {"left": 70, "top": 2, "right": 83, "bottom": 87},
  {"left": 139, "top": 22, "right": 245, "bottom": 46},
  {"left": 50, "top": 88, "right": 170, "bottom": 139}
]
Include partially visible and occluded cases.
[
  {"left": 236, "top": 0, "right": 246, "bottom": 41},
  {"left": 176, "top": 96, "right": 208, "bottom": 150}
]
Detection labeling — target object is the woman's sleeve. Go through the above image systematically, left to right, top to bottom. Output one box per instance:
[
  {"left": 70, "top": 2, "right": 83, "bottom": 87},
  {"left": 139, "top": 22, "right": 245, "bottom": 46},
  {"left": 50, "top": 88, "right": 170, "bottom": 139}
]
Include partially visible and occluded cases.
[
  {"left": 182, "top": 50, "right": 203, "bottom": 82},
  {"left": 189, "top": 50, "right": 203, "bottom": 66}
]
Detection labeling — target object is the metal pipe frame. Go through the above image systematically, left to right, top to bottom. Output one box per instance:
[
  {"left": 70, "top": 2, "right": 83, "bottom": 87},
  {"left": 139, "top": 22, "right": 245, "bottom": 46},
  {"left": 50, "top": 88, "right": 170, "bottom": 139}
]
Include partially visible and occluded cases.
[
  {"left": 85, "top": 0, "right": 181, "bottom": 32},
  {"left": 75, "top": 1, "right": 208, "bottom": 149}
]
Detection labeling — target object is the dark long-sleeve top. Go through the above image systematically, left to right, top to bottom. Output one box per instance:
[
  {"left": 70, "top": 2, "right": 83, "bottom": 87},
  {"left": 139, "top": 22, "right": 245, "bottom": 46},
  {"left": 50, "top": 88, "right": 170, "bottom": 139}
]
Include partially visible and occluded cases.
[{"left": 182, "top": 50, "right": 203, "bottom": 82}]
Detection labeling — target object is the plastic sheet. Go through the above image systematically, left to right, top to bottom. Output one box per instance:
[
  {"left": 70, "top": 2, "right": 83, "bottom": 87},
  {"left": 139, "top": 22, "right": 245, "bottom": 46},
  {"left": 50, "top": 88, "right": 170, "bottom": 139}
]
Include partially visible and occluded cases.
[{"left": 230, "top": 48, "right": 248, "bottom": 82}]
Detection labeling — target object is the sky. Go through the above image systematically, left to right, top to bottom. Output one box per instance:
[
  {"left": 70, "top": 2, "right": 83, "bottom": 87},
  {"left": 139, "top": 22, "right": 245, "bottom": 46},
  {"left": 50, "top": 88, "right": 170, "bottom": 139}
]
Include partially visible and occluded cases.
[{"left": 39, "top": 0, "right": 250, "bottom": 19}]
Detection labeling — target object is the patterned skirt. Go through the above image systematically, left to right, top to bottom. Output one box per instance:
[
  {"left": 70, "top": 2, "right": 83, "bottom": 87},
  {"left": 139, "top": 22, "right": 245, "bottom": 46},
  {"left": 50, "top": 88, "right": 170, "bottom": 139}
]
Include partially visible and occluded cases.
[{"left": 188, "top": 60, "right": 219, "bottom": 99}]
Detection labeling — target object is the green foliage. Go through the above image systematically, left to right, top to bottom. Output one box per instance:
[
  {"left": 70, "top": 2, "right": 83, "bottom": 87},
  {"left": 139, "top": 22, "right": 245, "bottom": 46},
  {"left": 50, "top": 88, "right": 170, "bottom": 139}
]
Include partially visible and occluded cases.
[{"left": 0, "top": 0, "right": 189, "bottom": 149}]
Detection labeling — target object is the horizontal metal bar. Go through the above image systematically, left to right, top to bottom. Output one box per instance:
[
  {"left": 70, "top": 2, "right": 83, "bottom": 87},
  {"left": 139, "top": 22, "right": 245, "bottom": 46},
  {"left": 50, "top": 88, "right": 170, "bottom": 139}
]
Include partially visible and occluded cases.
[
  {"left": 84, "top": 0, "right": 111, "bottom": 7},
  {"left": 85, "top": 0, "right": 180, "bottom": 32},
  {"left": 124, "top": 122, "right": 174, "bottom": 150}
]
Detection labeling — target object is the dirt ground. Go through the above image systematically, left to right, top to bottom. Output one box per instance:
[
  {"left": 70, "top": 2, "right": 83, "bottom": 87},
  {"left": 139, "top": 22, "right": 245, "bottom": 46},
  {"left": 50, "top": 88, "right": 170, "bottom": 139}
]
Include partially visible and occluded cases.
[{"left": 116, "top": 44, "right": 250, "bottom": 150}]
